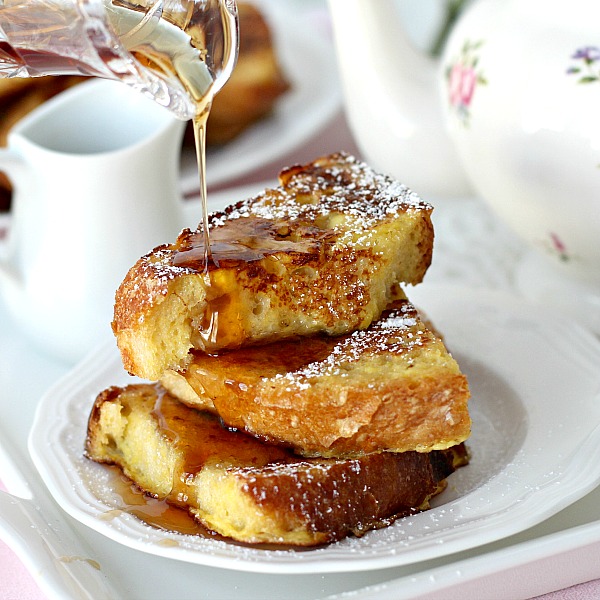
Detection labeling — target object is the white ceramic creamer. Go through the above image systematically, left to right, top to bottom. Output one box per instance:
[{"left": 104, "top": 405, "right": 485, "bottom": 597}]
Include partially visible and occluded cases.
[{"left": 0, "top": 79, "right": 186, "bottom": 363}]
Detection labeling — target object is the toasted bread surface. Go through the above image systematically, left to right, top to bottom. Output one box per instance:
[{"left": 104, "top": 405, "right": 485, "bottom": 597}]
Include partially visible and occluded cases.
[
  {"left": 113, "top": 153, "right": 434, "bottom": 379},
  {"left": 161, "top": 297, "right": 471, "bottom": 457},
  {"left": 85, "top": 383, "right": 468, "bottom": 546}
]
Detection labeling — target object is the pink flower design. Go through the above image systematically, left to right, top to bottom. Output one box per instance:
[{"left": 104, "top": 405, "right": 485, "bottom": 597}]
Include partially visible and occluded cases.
[
  {"left": 446, "top": 40, "right": 487, "bottom": 124},
  {"left": 448, "top": 64, "right": 477, "bottom": 108},
  {"left": 549, "top": 232, "right": 570, "bottom": 262}
]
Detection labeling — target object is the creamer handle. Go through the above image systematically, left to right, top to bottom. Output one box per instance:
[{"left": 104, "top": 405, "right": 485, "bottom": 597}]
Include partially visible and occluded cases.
[{"left": 0, "top": 146, "right": 25, "bottom": 289}]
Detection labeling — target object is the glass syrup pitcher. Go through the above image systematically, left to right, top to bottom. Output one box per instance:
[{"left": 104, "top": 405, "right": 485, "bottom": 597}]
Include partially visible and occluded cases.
[{"left": 0, "top": 0, "right": 239, "bottom": 120}]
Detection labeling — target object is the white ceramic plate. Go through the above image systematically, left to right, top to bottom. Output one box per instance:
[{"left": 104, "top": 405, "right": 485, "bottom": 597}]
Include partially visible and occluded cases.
[
  {"left": 181, "top": 3, "right": 341, "bottom": 193},
  {"left": 28, "top": 286, "right": 600, "bottom": 575}
]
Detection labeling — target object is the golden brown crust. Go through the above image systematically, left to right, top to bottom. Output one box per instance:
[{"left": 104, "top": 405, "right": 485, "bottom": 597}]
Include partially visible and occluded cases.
[
  {"left": 112, "top": 153, "right": 434, "bottom": 380},
  {"left": 161, "top": 297, "right": 471, "bottom": 457},
  {"left": 85, "top": 383, "right": 468, "bottom": 546}
]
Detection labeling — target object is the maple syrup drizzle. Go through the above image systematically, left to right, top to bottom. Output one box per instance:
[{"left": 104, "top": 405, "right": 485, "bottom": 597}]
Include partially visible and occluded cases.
[
  {"left": 110, "top": 0, "right": 238, "bottom": 272},
  {"left": 192, "top": 98, "right": 214, "bottom": 272},
  {"left": 100, "top": 467, "right": 306, "bottom": 551},
  {"left": 100, "top": 468, "right": 219, "bottom": 539}
]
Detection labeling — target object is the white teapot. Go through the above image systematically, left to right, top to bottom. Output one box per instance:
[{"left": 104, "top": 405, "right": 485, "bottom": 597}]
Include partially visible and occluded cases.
[{"left": 328, "top": 0, "right": 600, "bottom": 305}]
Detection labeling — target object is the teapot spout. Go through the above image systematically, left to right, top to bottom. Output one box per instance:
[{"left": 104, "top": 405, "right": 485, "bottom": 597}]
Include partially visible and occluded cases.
[{"left": 327, "top": 0, "right": 472, "bottom": 197}]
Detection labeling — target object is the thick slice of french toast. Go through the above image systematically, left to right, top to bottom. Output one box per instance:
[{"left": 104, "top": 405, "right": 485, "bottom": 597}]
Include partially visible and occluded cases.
[
  {"left": 112, "top": 153, "right": 434, "bottom": 380},
  {"left": 160, "top": 295, "right": 471, "bottom": 458},
  {"left": 85, "top": 383, "right": 468, "bottom": 546}
]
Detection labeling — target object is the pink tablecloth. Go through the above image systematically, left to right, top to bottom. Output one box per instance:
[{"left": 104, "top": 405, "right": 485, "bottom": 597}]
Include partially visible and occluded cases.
[{"left": 1, "top": 539, "right": 46, "bottom": 600}]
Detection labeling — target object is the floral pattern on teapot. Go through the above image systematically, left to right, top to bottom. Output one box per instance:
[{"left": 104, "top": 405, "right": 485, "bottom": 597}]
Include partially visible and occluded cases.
[
  {"left": 446, "top": 40, "right": 487, "bottom": 125},
  {"left": 567, "top": 46, "right": 600, "bottom": 84},
  {"left": 546, "top": 232, "right": 571, "bottom": 263}
]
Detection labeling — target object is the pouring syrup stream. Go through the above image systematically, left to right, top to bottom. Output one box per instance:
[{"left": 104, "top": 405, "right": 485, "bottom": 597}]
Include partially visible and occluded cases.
[
  {"left": 109, "top": 0, "right": 239, "bottom": 268},
  {"left": 193, "top": 100, "right": 214, "bottom": 270}
]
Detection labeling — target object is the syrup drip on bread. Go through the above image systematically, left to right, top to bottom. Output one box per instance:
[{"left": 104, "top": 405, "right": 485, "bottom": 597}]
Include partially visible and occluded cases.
[{"left": 192, "top": 98, "right": 214, "bottom": 272}]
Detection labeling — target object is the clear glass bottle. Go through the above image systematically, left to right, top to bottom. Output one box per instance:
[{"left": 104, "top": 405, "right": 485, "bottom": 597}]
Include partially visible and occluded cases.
[{"left": 0, "top": 0, "right": 238, "bottom": 120}]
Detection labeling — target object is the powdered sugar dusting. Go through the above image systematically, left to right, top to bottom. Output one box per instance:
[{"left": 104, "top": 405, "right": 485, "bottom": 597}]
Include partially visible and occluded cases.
[
  {"left": 212, "top": 153, "right": 429, "bottom": 230},
  {"left": 274, "top": 300, "right": 433, "bottom": 385}
]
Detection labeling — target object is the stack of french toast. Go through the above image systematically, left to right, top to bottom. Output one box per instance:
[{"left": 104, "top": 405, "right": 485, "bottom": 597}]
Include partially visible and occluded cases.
[{"left": 85, "top": 152, "right": 471, "bottom": 547}]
